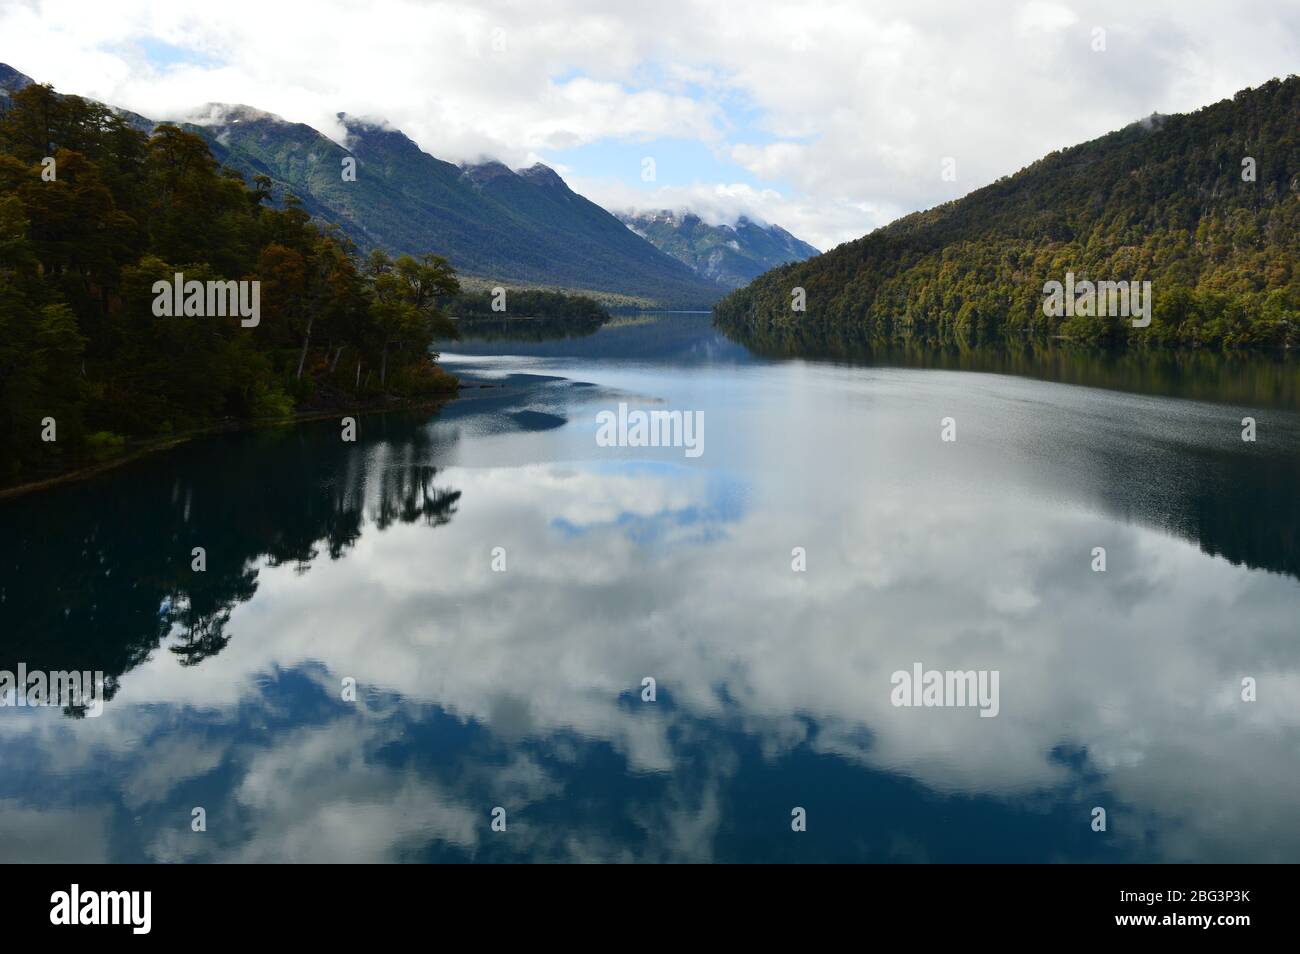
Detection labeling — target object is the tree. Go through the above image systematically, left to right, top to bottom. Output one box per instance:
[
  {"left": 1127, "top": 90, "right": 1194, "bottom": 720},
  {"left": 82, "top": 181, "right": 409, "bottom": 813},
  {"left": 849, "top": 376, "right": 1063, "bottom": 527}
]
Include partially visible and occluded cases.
[
  {"left": 0, "top": 78, "right": 462, "bottom": 482},
  {"left": 366, "top": 251, "right": 459, "bottom": 388}
]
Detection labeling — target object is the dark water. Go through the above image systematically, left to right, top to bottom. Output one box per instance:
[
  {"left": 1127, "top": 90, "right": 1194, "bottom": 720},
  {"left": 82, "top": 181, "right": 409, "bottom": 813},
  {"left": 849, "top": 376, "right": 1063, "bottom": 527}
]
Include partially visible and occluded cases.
[{"left": 1, "top": 314, "right": 1298, "bottom": 863}]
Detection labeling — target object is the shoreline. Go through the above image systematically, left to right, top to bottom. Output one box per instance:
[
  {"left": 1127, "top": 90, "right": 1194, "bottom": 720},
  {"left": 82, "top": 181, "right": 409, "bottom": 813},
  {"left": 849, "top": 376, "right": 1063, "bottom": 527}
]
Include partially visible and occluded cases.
[{"left": 0, "top": 386, "right": 479, "bottom": 503}]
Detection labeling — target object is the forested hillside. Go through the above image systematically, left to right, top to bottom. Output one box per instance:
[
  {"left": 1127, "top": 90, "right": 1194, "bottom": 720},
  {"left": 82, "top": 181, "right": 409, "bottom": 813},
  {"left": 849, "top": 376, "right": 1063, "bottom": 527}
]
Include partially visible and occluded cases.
[
  {"left": 715, "top": 77, "right": 1300, "bottom": 351},
  {"left": 0, "top": 83, "right": 461, "bottom": 485},
  {"left": 446, "top": 288, "right": 609, "bottom": 321}
]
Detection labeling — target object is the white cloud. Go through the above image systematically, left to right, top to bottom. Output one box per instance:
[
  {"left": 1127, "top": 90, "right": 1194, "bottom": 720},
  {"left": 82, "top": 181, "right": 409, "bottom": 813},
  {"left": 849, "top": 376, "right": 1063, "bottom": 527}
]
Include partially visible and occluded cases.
[
  {"left": 1, "top": 0, "right": 1297, "bottom": 250},
  {"left": 1014, "top": 1, "right": 1080, "bottom": 35},
  {"left": 729, "top": 141, "right": 806, "bottom": 181}
]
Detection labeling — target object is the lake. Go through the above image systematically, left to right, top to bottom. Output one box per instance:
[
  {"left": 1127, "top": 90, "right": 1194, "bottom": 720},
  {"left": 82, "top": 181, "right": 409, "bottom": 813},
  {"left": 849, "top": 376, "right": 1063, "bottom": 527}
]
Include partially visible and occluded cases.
[{"left": 1, "top": 313, "right": 1297, "bottom": 862}]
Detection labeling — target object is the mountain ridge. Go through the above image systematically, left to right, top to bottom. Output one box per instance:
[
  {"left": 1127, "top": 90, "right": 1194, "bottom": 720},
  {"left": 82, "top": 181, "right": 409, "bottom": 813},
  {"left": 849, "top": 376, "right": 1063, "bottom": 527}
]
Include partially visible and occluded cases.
[
  {"left": 715, "top": 76, "right": 1300, "bottom": 351},
  {"left": 185, "top": 103, "right": 729, "bottom": 305},
  {"left": 620, "top": 209, "right": 820, "bottom": 289}
]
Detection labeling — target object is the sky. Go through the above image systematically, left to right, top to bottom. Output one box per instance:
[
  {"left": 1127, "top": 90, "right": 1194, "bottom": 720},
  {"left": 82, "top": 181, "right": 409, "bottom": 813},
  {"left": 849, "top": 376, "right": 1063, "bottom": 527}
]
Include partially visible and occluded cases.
[{"left": 0, "top": 0, "right": 1297, "bottom": 251}]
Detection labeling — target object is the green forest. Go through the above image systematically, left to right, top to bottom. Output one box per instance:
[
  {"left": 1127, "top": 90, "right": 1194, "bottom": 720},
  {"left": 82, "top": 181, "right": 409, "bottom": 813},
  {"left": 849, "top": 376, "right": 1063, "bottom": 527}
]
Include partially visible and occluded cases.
[
  {"left": 715, "top": 77, "right": 1300, "bottom": 353},
  {"left": 0, "top": 82, "right": 464, "bottom": 486},
  {"left": 445, "top": 288, "right": 610, "bottom": 322}
]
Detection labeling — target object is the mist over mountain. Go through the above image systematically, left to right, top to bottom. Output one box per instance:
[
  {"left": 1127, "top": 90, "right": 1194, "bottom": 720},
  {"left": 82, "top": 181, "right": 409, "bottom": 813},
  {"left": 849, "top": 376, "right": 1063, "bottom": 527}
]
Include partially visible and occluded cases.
[
  {"left": 0, "top": 63, "right": 822, "bottom": 304},
  {"left": 0, "top": 65, "right": 730, "bottom": 308},
  {"left": 182, "top": 106, "right": 727, "bottom": 308},
  {"left": 618, "top": 210, "right": 819, "bottom": 289}
]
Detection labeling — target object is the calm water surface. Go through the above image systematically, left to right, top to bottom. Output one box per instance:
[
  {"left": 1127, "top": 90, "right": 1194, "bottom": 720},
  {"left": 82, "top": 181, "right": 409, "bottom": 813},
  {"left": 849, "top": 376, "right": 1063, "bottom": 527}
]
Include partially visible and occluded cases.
[{"left": 1, "top": 314, "right": 1297, "bottom": 862}]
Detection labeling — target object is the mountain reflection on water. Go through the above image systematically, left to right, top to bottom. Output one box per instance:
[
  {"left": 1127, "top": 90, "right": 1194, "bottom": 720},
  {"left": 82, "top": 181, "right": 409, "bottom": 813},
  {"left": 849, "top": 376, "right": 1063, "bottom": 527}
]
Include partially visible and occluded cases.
[{"left": 1, "top": 314, "right": 1296, "bottom": 862}]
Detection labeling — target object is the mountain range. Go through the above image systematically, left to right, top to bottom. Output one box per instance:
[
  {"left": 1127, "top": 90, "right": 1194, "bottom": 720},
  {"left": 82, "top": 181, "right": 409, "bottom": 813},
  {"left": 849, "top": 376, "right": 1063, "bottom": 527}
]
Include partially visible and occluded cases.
[
  {"left": 0, "top": 64, "right": 820, "bottom": 309},
  {"left": 190, "top": 106, "right": 721, "bottom": 307},
  {"left": 618, "top": 210, "right": 819, "bottom": 289}
]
